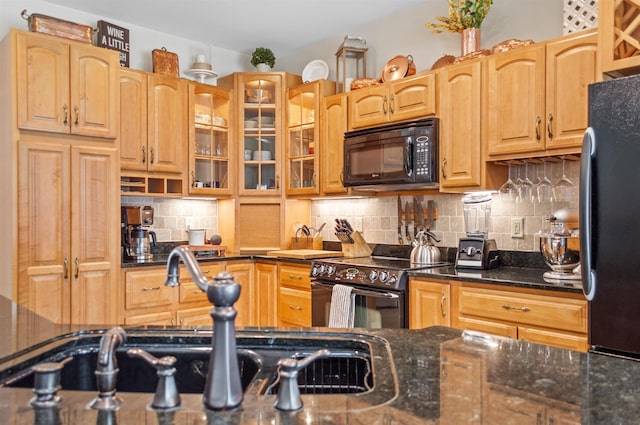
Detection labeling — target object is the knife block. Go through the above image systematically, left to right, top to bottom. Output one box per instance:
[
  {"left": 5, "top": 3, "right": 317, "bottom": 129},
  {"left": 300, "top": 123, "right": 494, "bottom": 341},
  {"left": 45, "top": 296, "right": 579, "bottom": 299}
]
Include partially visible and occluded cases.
[
  {"left": 341, "top": 231, "right": 372, "bottom": 258},
  {"left": 290, "top": 236, "right": 323, "bottom": 250}
]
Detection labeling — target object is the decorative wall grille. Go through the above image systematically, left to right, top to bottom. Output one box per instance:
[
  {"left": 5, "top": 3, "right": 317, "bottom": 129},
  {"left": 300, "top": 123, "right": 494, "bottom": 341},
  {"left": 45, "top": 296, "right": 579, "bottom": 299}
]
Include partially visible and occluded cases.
[{"left": 563, "top": 0, "right": 599, "bottom": 34}]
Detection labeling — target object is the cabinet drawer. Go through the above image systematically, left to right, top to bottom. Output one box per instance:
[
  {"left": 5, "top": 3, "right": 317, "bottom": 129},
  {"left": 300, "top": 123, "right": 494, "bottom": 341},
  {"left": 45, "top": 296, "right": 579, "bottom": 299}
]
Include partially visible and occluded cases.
[
  {"left": 279, "top": 264, "right": 311, "bottom": 290},
  {"left": 125, "top": 269, "right": 174, "bottom": 309},
  {"left": 178, "top": 281, "right": 207, "bottom": 304},
  {"left": 279, "top": 287, "right": 311, "bottom": 326},
  {"left": 458, "top": 287, "right": 587, "bottom": 333},
  {"left": 124, "top": 311, "right": 174, "bottom": 326}
]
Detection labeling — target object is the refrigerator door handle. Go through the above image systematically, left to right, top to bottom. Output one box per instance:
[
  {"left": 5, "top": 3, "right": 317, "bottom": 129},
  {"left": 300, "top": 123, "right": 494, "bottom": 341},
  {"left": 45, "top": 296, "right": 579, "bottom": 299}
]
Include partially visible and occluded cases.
[{"left": 580, "top": 127, "right": 597, "bottom": 301}]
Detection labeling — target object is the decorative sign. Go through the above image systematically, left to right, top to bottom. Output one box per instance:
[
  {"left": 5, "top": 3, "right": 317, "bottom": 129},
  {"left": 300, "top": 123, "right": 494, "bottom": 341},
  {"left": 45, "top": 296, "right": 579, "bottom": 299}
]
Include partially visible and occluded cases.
[{"left": 96, "top": 20, "right": 130, "bottom": 67}]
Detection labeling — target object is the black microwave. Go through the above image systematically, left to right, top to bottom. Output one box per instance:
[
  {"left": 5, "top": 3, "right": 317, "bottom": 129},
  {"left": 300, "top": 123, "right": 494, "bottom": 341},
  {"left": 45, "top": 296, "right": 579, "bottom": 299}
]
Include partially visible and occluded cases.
[{"left": 343, "top": 118, "right": 439, "bottom": 190}]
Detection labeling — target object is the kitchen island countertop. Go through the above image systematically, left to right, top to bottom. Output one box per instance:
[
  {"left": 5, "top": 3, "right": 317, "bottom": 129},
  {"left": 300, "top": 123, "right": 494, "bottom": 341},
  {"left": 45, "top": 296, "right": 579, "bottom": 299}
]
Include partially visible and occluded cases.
[{"left": 1, "top": 296, "right": 639, "bottom": 424}]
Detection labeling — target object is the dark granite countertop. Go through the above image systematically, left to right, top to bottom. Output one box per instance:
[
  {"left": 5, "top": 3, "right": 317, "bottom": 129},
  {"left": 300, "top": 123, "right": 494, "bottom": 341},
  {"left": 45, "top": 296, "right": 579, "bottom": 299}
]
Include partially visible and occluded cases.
[{"left": 2, "top": 296, "right": 640, "bottom": 424}]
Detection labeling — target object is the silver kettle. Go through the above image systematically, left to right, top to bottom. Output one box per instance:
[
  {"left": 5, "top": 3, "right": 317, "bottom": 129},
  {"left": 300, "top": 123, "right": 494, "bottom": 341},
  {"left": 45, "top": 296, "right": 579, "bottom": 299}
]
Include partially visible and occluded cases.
[{"left": 410, "top": 230, "right": 441, "bottom": 265}]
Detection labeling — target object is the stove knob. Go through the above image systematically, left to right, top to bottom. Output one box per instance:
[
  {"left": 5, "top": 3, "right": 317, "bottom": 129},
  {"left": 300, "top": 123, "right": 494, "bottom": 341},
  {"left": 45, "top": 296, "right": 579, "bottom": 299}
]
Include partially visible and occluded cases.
[
  {"left": 464, "top": 246, "right": 478, "bottom": 257},
  {"left": 319, "top": 264, "right": 326, "bottom": 274},
  {"left": 311, "top": 265, "right": 319, "bottom": 277},
  {"left": 327, "top": 265, "right": 336, "bottom": 276},
  {"left": 369, "top": 270, "right": 379, "bottom": 281},
  {"left": 379, "top": 271, "right": 389, "bottom": 282},
  {"left": 387, "top": 274, "right": 397, "bottom": 284}
]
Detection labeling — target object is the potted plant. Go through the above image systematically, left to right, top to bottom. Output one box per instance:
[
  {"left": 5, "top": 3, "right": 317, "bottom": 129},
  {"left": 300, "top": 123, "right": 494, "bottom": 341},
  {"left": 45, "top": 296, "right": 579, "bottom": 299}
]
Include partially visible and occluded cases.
[
  {"left": 425, "top": 0, "right": 493, "bottom": 56},
  {"left": 250, "top": 47, "right": 276, "bottom": 71}
]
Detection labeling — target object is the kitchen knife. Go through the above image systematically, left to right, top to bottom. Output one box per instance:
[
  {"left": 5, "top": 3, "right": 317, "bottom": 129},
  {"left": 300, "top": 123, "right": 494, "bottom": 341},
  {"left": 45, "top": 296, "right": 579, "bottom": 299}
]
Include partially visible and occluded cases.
[
  {"left": 397, "top": 196, "right": 404, "bottom": 245},
  {"left": 414, "top": 197, "right": 423, "bottom": 234},
  {"left": 426, "top": 200, "right": 434, "bottom": 231},
  {"left": 405, "top": 201, "right": 411, "bottom": 242}
]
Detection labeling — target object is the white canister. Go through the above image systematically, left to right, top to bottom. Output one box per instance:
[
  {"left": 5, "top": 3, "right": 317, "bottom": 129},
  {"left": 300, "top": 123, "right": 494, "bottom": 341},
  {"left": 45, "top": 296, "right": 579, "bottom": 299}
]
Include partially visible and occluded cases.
[{"left": 187, "top": 229, "right": 206, "bottom": 246}]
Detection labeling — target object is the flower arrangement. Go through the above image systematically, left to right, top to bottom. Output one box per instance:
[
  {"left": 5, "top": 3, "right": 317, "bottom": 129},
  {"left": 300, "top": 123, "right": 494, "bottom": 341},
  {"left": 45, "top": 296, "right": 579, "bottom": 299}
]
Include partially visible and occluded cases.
[
  {"left": 425, "top": 0, "right": 493, "bottom": 33},
  {"left": 250, "top": 47, "right": 276, "bottom": 68}
]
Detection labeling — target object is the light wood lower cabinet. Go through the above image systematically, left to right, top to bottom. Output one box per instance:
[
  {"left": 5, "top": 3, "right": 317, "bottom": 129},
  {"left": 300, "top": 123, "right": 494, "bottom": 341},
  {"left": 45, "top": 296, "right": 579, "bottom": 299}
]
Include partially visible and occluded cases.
[
  {"left": 226, "top": 261, "right": 254, "bottom": 327},
  {"left": 255, "top": 262, "right": 278, "bottom": 326},
  {"left": 277, "top": 263, "right": 311, "bottom": 327},
  {"left": 409, "top": 278, "right": 450, "bottom": 329},
  {"left": 452, "top": 284, "right": 588, "bottom": 352}
]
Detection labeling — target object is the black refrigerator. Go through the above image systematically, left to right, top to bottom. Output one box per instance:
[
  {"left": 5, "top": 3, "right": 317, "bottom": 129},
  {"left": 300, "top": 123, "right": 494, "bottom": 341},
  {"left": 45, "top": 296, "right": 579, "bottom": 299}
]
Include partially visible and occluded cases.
[{"left": 581, "top": 73, "right": 640, "bottom": 358}]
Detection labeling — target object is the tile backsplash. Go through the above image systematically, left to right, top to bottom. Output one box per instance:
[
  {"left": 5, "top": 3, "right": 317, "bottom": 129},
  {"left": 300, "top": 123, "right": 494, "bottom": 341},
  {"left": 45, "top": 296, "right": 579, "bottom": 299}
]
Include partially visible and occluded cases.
[
  {"left": 123, "top": 160, "right": 579, "bottom": 253},
  {"left": 311, "top": 160, "right": 580, "bottom": 252}
]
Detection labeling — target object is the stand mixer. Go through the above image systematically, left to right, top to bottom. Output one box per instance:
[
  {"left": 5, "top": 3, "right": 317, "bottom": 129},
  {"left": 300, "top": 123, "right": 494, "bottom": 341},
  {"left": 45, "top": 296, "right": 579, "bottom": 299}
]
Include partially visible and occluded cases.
[{"left": 539, "top": 208, "right": 581, "bottom": 281}]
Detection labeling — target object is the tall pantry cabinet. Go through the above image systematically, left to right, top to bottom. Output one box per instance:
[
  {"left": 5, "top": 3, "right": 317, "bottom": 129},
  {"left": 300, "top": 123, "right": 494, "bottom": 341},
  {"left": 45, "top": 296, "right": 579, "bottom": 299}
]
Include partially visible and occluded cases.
[{"left": 0, "top": 29, "right": 120, "bottom": 325}]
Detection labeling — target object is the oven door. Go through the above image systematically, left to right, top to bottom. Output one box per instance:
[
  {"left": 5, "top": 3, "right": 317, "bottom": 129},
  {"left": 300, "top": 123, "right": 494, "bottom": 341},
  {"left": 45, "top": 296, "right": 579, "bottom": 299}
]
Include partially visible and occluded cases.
[{"left": 311, "top": 281, "right": 406, "bottom": 329}]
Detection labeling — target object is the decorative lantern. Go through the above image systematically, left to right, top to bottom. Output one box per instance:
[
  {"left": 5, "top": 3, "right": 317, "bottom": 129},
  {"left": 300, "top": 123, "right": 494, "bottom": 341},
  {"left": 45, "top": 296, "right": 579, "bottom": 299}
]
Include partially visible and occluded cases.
[{"left": 335, "top": 35, "right": 367, "bottom": 93}]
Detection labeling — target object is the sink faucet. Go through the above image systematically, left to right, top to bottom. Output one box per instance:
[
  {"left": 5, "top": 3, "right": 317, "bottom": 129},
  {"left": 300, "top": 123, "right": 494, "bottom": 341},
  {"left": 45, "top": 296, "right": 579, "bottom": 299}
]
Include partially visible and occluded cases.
[
  {"left": 165, "top": 245, "right": 243, "bottom": 411},
  {"left": 89, "top": 327, "right": 126, "bottom": 411}
]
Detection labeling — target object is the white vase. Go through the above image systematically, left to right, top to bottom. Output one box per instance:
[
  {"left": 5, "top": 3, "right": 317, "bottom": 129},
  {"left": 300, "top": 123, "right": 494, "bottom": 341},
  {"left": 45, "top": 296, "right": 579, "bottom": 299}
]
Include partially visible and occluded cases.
[{"left": 256, "top": 63, "right": 271, "bottom": 72}]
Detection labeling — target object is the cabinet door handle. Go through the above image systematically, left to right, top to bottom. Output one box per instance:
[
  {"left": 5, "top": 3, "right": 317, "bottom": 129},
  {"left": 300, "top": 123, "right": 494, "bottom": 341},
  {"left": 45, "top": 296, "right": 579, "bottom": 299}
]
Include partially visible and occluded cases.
[
  {"left": 389, "top": 94, "right": 395, "bottom": 114},
  {"left": 383, "top": 95, "right": 388, "bottom": 114},
  {"left": 63, "top": 104, "right": 69, "bottom": 127},
  {"left": 73, "top": 106, "right": 79, "bottom": 126},
  {"left": 547, "top": 113, "right": 553, "bottom": 140},
  {"left": 535, "top": 116, "right": 542, "bottom": 141},
  {"left": 142, "top": 146, "right": 146, "bottom": 164},
  {"left": 150, "top": 147, "right": 155, "bottom": 164},
  {"left": 441, "top": 158, "right": 448, "bottom": 180},
  {"left": 73, "top": 257, "right": 79, "bottom": 279},
  {"left": 63, "top": 258, "right": 69, "bottom": 280},
  {"left": 289, "top": 274, "right": 302, "bottom": 280},
  {"left": 141, "top": 286, "right": 161, "bottom": 292},
  {"left": 440, "top": 293, "right": 447, "bottom": 318},
  {"left": 288, "top": 304, "right": 302, "bottom": 311},
  {"left": 502, "top": 304, "right": 530, "bottom": 312},
  {"left": 170, "top": 318, "right": 175, "bottom": 326},
  {"left": 536, "top": 412, "right": 543, "bottom": 425}
]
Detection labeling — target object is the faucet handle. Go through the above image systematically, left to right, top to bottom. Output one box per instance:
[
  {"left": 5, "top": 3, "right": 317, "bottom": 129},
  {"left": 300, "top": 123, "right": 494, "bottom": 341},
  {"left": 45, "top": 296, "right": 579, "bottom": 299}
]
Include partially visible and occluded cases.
[
  {"left": 127, "top": 348, "right": 181, "bottom": 410},
  {"left": 274, "top": 349, "right": 331, "bottom": 412}
]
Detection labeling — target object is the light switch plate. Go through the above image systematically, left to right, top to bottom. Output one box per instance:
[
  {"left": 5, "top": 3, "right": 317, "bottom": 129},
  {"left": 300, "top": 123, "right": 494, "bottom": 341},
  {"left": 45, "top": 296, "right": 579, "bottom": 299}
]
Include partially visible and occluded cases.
[{"left": 511, "top": 217, "right": 524, "bottom": 239}]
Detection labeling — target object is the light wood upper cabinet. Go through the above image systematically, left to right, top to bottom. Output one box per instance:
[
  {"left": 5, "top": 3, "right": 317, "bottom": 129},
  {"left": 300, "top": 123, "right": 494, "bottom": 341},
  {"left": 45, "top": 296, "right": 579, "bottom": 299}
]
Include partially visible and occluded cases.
[
  {"left": 599, "top": 0, "right": 640, "bottom": 76},
  {"left": 15, "top": 30, "right": 118, "bottom": 138},
  {"left": 487, "top": 30, "right": 598, "bottom": 158},
  {"left": 439, "top": 60, "right": 482, "bottom": 190},
  {"left": 120, "top": 69, "right": 186, "bottom": 174},
  {"left": 348, "top": 72, "right": 437, "bottom": 130},
  {"left": 148, "top": 74, "right": 187, "bottom": 174},
  {"left": 321, "top": 93, "right": 349, "bottom": 195},
  {"left": 18, "top": 141, "right": 118, "bottom": 324},
  {"left": 409, "top": 278, "right": 450, "bottom": 329}
]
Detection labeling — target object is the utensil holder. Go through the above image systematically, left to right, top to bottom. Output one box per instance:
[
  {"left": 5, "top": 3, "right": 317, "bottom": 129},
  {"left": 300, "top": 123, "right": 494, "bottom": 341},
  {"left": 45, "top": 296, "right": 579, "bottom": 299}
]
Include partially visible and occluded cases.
[
  {"left": 341, "top": 231, "right": 372, "bottom": 258},
  {"left": 290, "top": 236, "right": 323, "bottom": 250}
]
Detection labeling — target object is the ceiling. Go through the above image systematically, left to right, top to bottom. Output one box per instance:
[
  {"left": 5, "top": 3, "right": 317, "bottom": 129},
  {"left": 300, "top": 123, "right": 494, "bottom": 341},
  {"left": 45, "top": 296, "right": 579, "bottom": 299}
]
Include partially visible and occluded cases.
[{"left": 43, "top": 0, "right": 427, "bottom": 56}]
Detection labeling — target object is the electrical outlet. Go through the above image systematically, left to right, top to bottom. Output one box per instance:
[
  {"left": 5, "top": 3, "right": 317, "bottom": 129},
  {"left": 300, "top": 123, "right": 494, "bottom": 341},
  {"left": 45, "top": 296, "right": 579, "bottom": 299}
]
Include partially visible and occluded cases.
[{"left": 511, "top": 217, "right": 525, "bottom": 239}]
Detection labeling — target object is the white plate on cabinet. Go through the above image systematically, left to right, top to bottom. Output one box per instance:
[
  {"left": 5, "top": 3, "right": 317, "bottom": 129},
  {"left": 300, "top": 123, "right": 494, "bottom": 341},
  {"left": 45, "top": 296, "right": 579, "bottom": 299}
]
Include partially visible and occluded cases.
[{"left": 302, "top": 59, "right": 329, "bottom": 83}]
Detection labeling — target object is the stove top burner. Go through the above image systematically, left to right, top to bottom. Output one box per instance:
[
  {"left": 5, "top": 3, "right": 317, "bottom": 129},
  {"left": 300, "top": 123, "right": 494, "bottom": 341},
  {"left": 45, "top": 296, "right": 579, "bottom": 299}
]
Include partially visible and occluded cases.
[{"left": 310, "top": 256, "right": 451, "bottom": 290}]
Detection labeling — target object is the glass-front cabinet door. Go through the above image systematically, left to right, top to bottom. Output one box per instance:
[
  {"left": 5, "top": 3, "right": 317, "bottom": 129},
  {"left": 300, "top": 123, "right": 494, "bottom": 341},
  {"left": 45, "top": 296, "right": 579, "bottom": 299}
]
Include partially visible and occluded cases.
[
  {"left": 240, "top": 74, "right": 281, "bottom": 194},
  {"left": 286, "top": 80, "right": 335, "bottom": 195},
  {"left": 187, "top": 82, "right": 232, "bottom": 196}
]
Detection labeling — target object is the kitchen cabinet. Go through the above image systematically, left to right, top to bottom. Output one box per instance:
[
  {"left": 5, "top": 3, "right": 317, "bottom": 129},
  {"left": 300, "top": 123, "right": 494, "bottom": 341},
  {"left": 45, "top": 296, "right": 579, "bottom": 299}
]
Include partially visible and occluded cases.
[
  {"left": 599, "top": 0, "right": 640, "bottom": 76},
  {"left": 14, "top": 29, "right": 118, "bottom": 138},
  {"left": 486, "top": 30, "right": 598, "bottom": 158},
  {"left": 438, "top": 60, "right": 482, "bottom": 190},
  {"left": 119, "top": 68, "right": 186, "bottom": 197},
  {"left": 218, "top": 72, "right": 302, "bottom": 195},
  {"left": 347, "top": 72, "right": 437, "bottom": 131},
  {"left": 285, "top": 80, "right": 335, "bottom": 195},
  {"left": 186, "top": 81, "right": 233, "bottom": 196},
  {"left": 321, "top": 93, "right": 349, "bottom": 195},
  {"left": 18, "top": 141, "right": 119, "bottom": 325},
  {"left": 226, "top": 261, "right": 255, "bottom": 327},
  {"left": 255, "top": 262, "right": 278, "bottom": 326},
  {"left": 121, "top": 263, "right": 222, "bottom": 326},
  {"left": 277, "top": 263, "right": 311, "bottom": 327},
  {"left": 408, "top": 278, "right": 450, "bottom": 329},
  {"left": 452, "top": 284, "right": 588, "bottom": 352},
  {"left": 487, "top": 385, "right": 581, "bottom": 425}
]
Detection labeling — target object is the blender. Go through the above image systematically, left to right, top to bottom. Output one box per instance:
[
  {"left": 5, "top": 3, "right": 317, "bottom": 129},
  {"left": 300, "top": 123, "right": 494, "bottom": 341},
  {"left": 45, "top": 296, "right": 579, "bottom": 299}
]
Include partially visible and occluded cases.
[{"left": 456, "top": 192, "right": 500, "bottom": 269}]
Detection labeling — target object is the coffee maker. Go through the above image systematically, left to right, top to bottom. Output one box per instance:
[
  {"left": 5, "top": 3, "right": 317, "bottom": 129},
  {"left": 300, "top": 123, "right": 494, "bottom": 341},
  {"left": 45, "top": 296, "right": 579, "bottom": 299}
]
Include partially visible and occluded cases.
[
  {"left": 456, "top": 192, "right": 499, "bottom": 269},
  {"left": 121, "top": 206, "right": 157, "bottom": 261}
]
